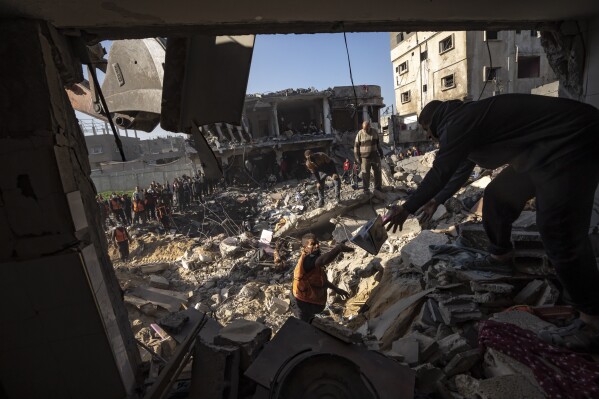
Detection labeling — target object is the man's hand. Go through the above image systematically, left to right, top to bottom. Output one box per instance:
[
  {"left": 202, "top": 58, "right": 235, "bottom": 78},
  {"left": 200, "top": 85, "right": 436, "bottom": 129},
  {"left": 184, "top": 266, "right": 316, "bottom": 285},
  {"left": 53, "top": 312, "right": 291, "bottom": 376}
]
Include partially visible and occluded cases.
[
  {"left": 415, "top": 199, "right": 439, "bottom": 225},
  {"left": 382, "top": 204, "right": 411, "bottom": 233},
  {"left": 335, "top": 287, "right": 350, "bottom": 300}
]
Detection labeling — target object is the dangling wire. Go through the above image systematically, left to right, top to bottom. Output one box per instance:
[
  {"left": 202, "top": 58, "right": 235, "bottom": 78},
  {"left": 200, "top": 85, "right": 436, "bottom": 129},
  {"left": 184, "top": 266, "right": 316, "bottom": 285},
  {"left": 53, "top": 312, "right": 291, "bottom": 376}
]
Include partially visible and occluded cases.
[
  {"left": 342, "top": 26, "right": 360, "bottom": 117},
  {"left": 477, "top": 38, "right": 493, "bottom": 101}
]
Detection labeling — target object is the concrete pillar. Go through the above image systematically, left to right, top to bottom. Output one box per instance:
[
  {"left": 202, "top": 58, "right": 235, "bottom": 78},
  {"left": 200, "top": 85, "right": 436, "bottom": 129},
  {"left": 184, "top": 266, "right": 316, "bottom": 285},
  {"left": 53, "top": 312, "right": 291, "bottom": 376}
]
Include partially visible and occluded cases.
[
  {"left": 0, "top": 20, "right": 139, "bottom": 398},
  {"left": 323, "top": 98, "right": 332, "bottom": 134},
  {"left": 272, "top": 101, "right": 280, "bottom": 136},
  {"left": 362, "top": 105, "right": 370, "bottom": 123},
  {"left": 104, "top": 121, "right": 109, "bottom": 134},
  {"left": 213, "top": 123, "right": 227, "bottom": 141},
  {"left": 225, "top": 123, "right": 237, "bottom": 142},
  {"left": 236, "top": 126, "right": 246, "bottom": 143},
  {"left": 124, "top": 128, "right": 128, "bottom": 137}
]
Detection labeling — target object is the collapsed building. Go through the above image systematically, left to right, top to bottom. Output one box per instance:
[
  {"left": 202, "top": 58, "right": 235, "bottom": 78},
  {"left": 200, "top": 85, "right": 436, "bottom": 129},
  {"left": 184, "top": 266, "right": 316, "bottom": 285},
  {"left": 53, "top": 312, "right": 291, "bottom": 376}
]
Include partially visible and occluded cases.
[{"left": 2, "top": 1, "right": 599, "bottom": 399}]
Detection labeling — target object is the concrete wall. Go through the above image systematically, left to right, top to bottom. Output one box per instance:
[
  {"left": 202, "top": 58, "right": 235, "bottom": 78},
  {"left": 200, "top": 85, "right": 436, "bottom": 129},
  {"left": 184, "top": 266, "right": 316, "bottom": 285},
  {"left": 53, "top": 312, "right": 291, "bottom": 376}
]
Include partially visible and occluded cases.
[
  {"left": 584, "top": 16, "right": 599, "bottom": 108},
  {"left": 466, "top": 30, "right": 556, "bottom": 99},
  {"left": 85, "top": 134, "right": 142, "bottom": 167},
  {"left": 91, "top": 157, "right": 196, "bottom": 192}
]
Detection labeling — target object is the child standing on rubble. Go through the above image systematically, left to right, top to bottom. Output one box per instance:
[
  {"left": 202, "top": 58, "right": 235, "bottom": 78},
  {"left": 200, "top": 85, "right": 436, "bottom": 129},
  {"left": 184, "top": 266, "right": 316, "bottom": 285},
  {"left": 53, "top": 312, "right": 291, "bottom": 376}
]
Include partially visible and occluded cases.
[{"left": 290, "top": 233, "right": 353, "bottom": 322}]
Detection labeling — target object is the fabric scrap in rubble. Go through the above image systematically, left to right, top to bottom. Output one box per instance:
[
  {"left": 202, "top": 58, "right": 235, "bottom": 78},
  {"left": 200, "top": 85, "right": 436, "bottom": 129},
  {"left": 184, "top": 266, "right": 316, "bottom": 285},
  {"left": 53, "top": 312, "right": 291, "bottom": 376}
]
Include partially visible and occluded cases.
[
  {"left": 429, "top": 243, "right": 487, "bottom": 269},
  {"left": 479, "top": 320, "right": 599, "bottom": 399}
]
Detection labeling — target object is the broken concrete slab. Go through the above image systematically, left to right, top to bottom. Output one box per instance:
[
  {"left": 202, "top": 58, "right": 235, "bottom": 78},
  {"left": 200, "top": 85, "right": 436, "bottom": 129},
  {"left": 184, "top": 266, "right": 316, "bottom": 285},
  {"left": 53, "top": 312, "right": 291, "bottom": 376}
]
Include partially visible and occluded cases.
[
  {"left": 432, "top": 204, "right": 448, "bottom": 221},
  {"left": 512, "top": 211, "right": 537, "bottom": 230},
  {"left": 401, "top": 231, "right": 449, "bottom": 269},
  {"left": 139, "top": 262, "right": 170, "bottom": 274},
  {"left": 149, "top": 275, "right": 169, "bottom": 289},
  {"left": 513, "top": 279, "right": 544, "bottom": 305},
  {"left": 535, "top": 279, "right": 560, "bottom": 306},
  {"left": 470, "top": 281, "right": 515, "bottom": 294},
  {"left": 128, "top": 287, "right": 185, "bottom": 312},
  {"left": 359, "top": 288, "right": 435, "bottom": 341},
  {"left": 438, "top": 296, "right": 482, "bottom": 325},
  {"left": 267, "top": 297, "right": 289, "bottom": 314},
  {"left": 489, "top": 310, "right": 554, "bottom": 335},
  {"left": 157, "top": 311, "right": 189, "bottom": 334},
  {"left": 311, "top": 317, "right": 363, "bottom": 344},
  {"left": 214, "top": 319, "right": 272, "bottom": 370},
  {"left": 408, "top": 331, "right": 439, "bottom": 361},
  {"left": 437, "top": 333, "right": 471, "bottom": 362},
  {"left": 391, "top": 337, "right": 419, "bottom": 366},
  {"left": 190, "top": 341, "right": 240, "bottom": 399},
  {"left": 444, "top": 348, "right": 481, "bottom": 377},
  {"left": 414, "top": 363, "right": 445, "bottom": 394},
  {"left": 454, "top": 374, "right": 545, "bottom": 399}
]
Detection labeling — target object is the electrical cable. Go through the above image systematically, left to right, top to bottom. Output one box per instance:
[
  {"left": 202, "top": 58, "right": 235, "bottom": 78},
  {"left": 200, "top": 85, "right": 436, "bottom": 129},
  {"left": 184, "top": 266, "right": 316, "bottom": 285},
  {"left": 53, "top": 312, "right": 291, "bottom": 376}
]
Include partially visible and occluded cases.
[
  {"left": 342, "top": 27, "right": 360, "bottom": 117},
  {"left": 477, "top": 38, "right": 493, "bottom": 101},
  {"left": 87, "top": 64, "right": 127, "bottom": 162}
]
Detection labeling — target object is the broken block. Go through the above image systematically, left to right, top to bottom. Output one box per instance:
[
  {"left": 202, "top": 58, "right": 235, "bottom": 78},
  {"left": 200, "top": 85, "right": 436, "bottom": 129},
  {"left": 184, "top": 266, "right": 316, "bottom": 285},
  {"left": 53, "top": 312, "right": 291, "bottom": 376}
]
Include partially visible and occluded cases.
[
  {"left": 401, "top": 231, "right": 449, "bottom": 269},
  {"left": 149, "top": 275, "right": 169, "bottom": 289},
  {"left": 535, "top": 279, "right": 559, "bottom": 306},
  {"left": 513, "top": 280, "right": 544, "bottom": 305},
  {"left": 470, "top": 281, "right": 515, "bottom": 294},
  {"left": 438, "top": 296, "right": 482, "bottom": 325},
  {"left": 267, "top": 297, "right": 289, "bottom": 314},
  {"left": 157, "top": 311, "right": 189, "bottom": 334},
  {"left": 311, "top": 317, "right": 363, "bottom": 344},
  {"left": 214, "top": 319, "right": 272, "bottom": 370},
  {"left": 438, "top": 333, "right": 471, "bottom": 362},
  {"left": 391, "top": 337, "right": 419, "bottom": 366},
  {"left": 190, "top": 341, "right": 240, "bottom": 399},
  {"left": 444, "top": 348, "right": 481, "bottom": 377},
  {"left": 414, "top": 363, "right": 445, "bottom": 394}
]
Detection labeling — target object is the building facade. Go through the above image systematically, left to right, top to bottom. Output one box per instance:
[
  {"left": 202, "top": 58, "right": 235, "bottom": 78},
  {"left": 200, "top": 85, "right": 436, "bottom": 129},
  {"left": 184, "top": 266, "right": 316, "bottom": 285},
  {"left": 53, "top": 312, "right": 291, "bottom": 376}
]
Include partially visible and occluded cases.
[{"left": 390, "top": 30, "right": 557, "bottom": 119}]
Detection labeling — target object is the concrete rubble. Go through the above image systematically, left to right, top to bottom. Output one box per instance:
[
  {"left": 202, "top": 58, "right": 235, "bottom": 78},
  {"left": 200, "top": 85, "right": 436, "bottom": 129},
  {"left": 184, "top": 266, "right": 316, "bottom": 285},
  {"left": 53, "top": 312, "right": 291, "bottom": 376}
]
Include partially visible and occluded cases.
[{"left": 100, "top": 140, "right": 599, "bottom": 398}]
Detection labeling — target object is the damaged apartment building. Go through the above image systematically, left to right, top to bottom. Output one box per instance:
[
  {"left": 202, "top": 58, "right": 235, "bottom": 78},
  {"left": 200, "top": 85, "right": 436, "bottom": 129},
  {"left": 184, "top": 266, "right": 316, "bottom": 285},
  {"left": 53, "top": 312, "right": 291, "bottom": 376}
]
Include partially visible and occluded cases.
[
  {"left": 384, "top": 30, "right": 558, "bottom": 149},
  {"left": 197, "top": 85, "right": 384, "bottom": 182}
]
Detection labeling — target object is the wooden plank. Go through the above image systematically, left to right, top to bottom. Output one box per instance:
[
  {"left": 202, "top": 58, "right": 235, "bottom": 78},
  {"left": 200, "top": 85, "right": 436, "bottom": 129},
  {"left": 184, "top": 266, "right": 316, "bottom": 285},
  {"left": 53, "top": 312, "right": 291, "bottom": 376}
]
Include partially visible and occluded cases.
[{"left": 130, "top": 287, "right": 183, "bottom": 312}]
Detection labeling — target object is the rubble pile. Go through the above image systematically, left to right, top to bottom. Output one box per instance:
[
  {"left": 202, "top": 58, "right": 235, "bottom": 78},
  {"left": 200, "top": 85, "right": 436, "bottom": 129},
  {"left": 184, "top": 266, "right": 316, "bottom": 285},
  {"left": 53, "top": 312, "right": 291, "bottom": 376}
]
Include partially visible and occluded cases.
[{"left": 103, "top": 143, "right": 599, "bottom": 398}]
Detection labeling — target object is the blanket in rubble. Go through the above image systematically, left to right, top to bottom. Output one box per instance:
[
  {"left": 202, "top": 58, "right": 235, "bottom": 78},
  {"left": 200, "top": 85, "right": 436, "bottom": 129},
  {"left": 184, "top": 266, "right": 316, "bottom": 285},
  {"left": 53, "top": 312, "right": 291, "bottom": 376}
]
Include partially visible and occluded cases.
[{"left": 479, "top": 320, "right": 599, "bottom": 399}]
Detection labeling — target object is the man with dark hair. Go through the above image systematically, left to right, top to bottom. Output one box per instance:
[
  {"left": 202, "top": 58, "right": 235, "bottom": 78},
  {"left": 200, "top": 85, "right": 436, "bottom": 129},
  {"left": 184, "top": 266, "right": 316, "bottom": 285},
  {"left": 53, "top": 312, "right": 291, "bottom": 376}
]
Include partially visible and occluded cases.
[
  {"left": 384, "top": 94, "right": 599, "bottom": 349},
  {"left": 354, "top": 121, "right": 384, "bottom": 193},
  {"left": 304, "top": 150, "right": 342, "bottom": 207},
  {"left": 290, "top": 234, "right": 353, "bottom": 322}
]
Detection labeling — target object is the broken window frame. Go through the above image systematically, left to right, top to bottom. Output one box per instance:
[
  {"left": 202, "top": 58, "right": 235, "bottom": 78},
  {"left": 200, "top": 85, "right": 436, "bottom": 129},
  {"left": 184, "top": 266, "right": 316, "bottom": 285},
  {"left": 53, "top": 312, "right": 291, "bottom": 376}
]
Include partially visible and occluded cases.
[
  {"left": 484, "top": 30, "right": 499, "bottom": 41},
  {"left": 396, "top": 32, "right": 404, "bottom": 43},
  {"left": 438, "top": 34, "right": 454, "bottom": 54},
  {"left": 420, "top": 50, "right": 428, "bottom": 61},
  {"left": 517, "top": 56, "right": 541, "bottom": 79},
  {"left": 441, "top": 73, "right": 456, "bottom": 90},
  {"left": 422, "top": 84, "right": 428, "bottom": 93},
  {"left": 400, "top": 90, "right": 411, "bottom": 104}
]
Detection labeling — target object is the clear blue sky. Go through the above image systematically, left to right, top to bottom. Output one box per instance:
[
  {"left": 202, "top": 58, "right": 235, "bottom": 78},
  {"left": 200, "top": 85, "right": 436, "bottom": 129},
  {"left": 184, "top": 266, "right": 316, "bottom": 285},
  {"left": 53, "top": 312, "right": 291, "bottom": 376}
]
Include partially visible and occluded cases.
[{"left": 78, "top": 33, "right": 395, "bottom": 138}]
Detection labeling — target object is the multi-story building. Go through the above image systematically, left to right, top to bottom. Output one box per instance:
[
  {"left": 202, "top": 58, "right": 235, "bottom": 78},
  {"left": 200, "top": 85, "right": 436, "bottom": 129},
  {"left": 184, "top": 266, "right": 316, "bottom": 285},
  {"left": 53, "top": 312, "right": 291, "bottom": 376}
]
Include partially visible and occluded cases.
[{"left": 390, "top": 30, "right": 557, "bottom": 122}]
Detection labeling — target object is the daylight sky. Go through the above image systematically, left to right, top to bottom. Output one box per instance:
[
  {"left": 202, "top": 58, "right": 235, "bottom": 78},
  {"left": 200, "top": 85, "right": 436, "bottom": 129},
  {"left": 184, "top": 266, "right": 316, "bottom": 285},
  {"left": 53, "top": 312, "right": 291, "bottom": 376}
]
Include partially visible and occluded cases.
[{"left": 78, "top": 32, "right": 395, "bottom": 139}]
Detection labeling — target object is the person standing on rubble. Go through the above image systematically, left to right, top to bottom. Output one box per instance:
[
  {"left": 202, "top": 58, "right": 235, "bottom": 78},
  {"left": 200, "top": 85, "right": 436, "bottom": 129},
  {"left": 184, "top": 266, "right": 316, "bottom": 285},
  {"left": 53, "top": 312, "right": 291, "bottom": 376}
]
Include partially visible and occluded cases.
[
  {"left": 383, "top": 94, "right": 599, "bottom": 350},
  {"left": 354, "top": 121, "right": 384, "bottom": 193},
  {"left": 304, "top": 149, "right": 341, "bottom": 207},
  {"left": 342, "top": 158, "right": 351, "bottom": 183},
  {"left": 109, "top": 193, "right": 127, "bottom": 225},
  {"left": 122, "top": 193, "right": 133, "bottom": 226},
  {"left": 156, "top": 198, "right": 171, "bottom": 231},
  {"left": 111, "top": 224, "right": 131, "bottom": 262},
  {"left": 290, "top": 234, "right": 353, "bottom": 322}
]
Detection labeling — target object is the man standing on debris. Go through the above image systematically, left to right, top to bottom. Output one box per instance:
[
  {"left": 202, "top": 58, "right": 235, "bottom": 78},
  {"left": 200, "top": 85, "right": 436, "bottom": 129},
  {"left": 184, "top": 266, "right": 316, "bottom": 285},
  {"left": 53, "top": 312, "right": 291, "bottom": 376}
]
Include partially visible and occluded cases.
[
  {"left": 383, "top": 94, "right": 599, "bottom": 348},
  {"left": 354, "top": 121, "right": 384, "bottom": 193},
  {"left": 304, "top": 150, "right": 342, "bottom": 207},
  {"left": 111, "top": 224, "right": 131, "bottom": 262},
  {"left": 290, "top": 234, "right": 353, "bottom": 322}
]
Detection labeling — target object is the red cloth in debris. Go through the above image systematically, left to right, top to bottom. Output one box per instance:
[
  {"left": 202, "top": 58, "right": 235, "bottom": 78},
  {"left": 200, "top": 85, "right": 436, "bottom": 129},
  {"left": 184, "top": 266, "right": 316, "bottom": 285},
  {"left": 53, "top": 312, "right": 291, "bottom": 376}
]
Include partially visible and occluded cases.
[{"left": 479, "top": 320, "right": 599, "bottom": 399}]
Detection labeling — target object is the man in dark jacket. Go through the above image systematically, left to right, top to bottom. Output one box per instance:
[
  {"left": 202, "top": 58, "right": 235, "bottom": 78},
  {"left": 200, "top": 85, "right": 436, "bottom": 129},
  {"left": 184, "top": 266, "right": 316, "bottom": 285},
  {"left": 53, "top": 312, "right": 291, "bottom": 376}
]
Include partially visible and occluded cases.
[
  {"left": 384, "top": 94, "right": 599, "bottom": 347},
  {"left": 304, "top": 150, "right": 341, "bottom": 207}
]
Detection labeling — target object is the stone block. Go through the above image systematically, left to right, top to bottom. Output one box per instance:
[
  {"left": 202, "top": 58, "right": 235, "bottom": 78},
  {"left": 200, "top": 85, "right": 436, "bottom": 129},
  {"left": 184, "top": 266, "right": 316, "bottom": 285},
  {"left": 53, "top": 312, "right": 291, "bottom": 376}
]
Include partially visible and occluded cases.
[
  {"left": 401, "top": 231, "right": 449, "bottom": 269},
  {"left": 149, "top": 275, "right": 169, "bottom": 289},
  {"left": 513, "top": 280, "right": 544, "bottom": 305},
  {"left": 535, "top": 280, "right": 559, "bottom": 306},
  {"left": 470, "top": 281, "right": 515, "bottom": 294},
  {"left": 438, "top": 296, "right": 482, "bottom": 325},
  {"left": 267, "top": 297, "right": 289, "bottom": 314},
  {"left": 157, "top": 311, "right": 189, "bottom": 334},
  {"left": 311, "top": 318, "right": 363, "bottom": 344},
  {"left": 214, "top": 319, "right": 272, "bottom": 371},
  {"left": 408, "top": 332, "right": 439, "bottom": 361},
  {"left": 438, "top": 333, "right": 471, "bottom": 361},
  {"left": 391, "top": 337, "right": 419, "bottom": 366},
  {"left": 190, "top": 341, "right": 240, "bottom": 399},
  {"left": 444, "top": 348, "right": 481, "bottom": 377},
  {"left": 414, "top": 363, "right": 445, "bottom": 394}
]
